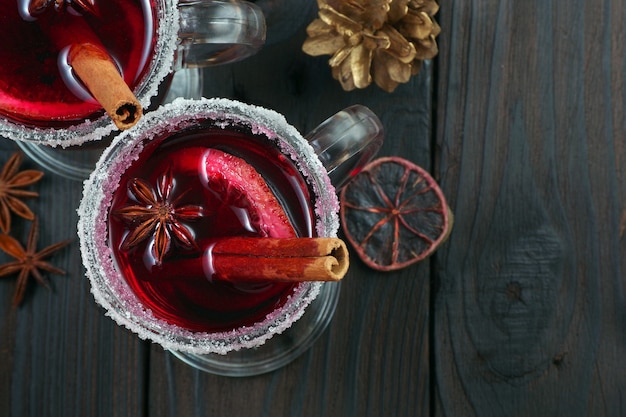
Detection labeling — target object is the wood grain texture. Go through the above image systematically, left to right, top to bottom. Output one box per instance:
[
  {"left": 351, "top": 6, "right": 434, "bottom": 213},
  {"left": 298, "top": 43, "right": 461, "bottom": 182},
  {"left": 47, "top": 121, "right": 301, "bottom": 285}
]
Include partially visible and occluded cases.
[
  {"left": 4, "top": 0, "right": 625, "bottom": 413},
  {"left": 9, "top": 0, "right": 625, "bottom": 415},
  {"left": 434, "top": 0, "right": 626, "bottom": 416},
  {"left": 0, "top": 3, "right": 434, "bottom": 416}
]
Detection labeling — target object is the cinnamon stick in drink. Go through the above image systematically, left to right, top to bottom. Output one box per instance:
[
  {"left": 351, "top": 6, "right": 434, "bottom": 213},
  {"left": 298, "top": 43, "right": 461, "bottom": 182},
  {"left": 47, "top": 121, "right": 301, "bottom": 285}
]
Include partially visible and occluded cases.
[
  {"left": 31, "top": 3, "right": 142, "bottom": 130},
  {"left": 68, "top": 43, "right": 142, "bottom": 130},
  {"left": 148, "top": 237, "right": 350, "bottom": 283},
  {"left": 210, "top": 237, "right": 349, "bottom": 282}
]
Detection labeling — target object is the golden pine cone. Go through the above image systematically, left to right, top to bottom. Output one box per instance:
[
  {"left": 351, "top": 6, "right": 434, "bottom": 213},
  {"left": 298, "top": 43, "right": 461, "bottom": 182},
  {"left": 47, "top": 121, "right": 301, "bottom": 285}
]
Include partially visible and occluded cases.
[{"left": 302, "top": 0, "right": 440, "bottom": 92}]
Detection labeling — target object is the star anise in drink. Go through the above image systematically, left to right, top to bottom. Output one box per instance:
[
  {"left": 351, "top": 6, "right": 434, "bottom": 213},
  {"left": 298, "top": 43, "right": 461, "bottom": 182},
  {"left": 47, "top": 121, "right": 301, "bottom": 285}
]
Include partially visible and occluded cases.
[
  {"left": 28, "top": 0, "right": 98, "bottom": 16},
  {"left": 0, "top": 152, "right": 44, "bottom": 234},
  {"left": 114, "top": 166, "right": 207, "bottom": 266},
  {"left": 0, "top": 217, "right": 70, "bottom": 307}
]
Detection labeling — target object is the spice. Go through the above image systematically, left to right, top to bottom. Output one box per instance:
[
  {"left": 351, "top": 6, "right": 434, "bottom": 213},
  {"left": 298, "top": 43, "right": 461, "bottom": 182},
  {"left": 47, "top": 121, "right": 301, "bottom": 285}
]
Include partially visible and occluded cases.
[
  {"left": 28, "top": 0, "right": 61, "bottom": 14},
  {"left": 29, "top": 0, "right": 142, "bottom": 129},
  {"left": 29, "top": 0, "right": 98, "bottom": 19},
  {"left": 68, "top": 43, "right": 142, "bottom": 130},
  {"left": 111, "top": 149, "right": 349, "bottom": 283},
  {"left": 0, "top": 153, "right": 44, "bottom": 234},
  {"left": 114, "top": 166, "right": 207, "bottom": 266},
  {"left": 0, "top": 217, "right": 70, "bottom": 306},
  {"left": 147, "top": 237, "right": 349, "bottom": 283},
  {"left": 208, "top": 237, "right": 348, "bottom": 282}
]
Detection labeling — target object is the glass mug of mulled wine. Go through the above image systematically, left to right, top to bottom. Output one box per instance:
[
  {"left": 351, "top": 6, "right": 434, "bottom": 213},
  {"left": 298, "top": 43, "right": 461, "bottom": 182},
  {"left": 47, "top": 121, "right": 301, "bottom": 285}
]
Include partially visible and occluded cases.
[
  {"left": 1, "top": 0, "right": 265, "bottom": 178},
  {"left": 77, "top": 98, "right": 383, "bottom": 376}
]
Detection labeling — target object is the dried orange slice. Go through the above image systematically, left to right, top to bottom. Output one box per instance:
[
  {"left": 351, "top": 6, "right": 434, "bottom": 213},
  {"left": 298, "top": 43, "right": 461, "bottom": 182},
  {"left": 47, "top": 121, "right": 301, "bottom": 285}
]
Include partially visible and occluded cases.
[{"left": 339, "top": 156, "right": 453, "bottom": 271}]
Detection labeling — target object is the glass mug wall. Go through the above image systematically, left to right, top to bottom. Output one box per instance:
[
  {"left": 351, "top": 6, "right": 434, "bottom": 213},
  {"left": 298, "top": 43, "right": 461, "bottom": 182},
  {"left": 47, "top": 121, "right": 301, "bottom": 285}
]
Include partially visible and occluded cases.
[
  {"left": 0, "top": 0, "right": 265, "bottom": 177},
  {"left": 78, "top": 98, "right": 383, "bottom": 376}
]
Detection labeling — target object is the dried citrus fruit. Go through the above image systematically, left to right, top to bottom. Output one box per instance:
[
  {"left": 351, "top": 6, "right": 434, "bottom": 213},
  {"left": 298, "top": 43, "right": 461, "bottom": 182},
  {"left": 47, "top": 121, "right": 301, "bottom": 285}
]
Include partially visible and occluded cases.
[{"left": 340, "top": 156, "right": 452, "bottom": 271}]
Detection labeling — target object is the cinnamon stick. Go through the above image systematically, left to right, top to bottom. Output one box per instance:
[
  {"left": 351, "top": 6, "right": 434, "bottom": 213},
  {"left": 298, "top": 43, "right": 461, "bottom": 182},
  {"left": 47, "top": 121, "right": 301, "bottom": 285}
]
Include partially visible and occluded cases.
[
  {"left": 32, "top": 4, "right": 142, "bottom": 130},
  {"left": 68, "top": 43, "right": 142, "bottom": 130},
  {"left": 148, "top": 237, "right": 350, "bottom": 283},
  {"left": 211, "top": 237, "right": 349, "bottom": 282}
]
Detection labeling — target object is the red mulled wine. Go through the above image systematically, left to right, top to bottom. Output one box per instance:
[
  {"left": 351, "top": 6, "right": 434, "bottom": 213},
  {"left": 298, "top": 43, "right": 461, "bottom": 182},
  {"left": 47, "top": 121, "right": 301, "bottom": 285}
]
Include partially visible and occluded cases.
[
  {"left": 0, "top": 0, "right": 156, "bottom": 127},
  {"left": 107, "top": 126, "right": 316, "bottom": 333}
]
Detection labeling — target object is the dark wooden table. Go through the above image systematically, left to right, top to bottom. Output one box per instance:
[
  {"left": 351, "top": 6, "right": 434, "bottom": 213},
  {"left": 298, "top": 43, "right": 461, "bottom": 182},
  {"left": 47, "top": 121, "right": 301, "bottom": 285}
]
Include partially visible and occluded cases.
[{"left": 2, "top": 1, "right": 625, "bottom": 416}]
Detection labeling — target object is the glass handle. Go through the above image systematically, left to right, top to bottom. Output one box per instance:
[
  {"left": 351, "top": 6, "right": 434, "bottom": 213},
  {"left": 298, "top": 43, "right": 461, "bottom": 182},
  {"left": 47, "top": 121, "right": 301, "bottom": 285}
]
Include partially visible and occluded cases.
[
  {"left": 176, "top": 0, "right": 266, "bottom": 68},
  {"left": 305, "top": 105, "right": 384, "bottom": 190}
]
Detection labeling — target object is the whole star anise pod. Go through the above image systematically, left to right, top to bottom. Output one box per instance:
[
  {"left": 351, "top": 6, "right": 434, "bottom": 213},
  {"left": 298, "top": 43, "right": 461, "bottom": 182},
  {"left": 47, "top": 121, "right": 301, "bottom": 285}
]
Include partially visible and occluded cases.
[
  {"left": 302, "top": 0, "right": 440, "bottom": 92},
  {"left": 0, "top": 152, "right": 44, "bottom": 234},
  {"left": 114, "top": 166, "right": 207, "bottom": 266},
  {"left": 0, "top": 217, "right": 70, "bottom": 307}
]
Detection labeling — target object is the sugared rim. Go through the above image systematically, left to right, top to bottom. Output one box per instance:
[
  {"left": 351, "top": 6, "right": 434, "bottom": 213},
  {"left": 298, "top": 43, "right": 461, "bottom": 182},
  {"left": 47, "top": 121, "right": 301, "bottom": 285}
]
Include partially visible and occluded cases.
[
  {"left": 0, "top": 0, "right": 178, "bottom": 148},
  {"left": 77, "top": 97, "right": 340, "bottom": 354}
]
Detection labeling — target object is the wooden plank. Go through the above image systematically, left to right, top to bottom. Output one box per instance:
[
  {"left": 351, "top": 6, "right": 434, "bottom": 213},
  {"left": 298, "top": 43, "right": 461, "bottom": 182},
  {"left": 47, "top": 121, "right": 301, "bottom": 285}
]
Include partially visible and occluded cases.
[
  {"left": 434, "top": 0, "right": 626, "bottom": 415},
  {"left": 147, "top": 6, "right": 434, "bottom": 417},
  {"left": 0, "top": 141, "right": 147, "bottom": 417}
]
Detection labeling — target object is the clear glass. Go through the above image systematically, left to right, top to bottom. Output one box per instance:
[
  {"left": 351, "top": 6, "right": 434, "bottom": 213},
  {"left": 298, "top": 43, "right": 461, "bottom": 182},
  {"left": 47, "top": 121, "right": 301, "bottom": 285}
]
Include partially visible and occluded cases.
[
  {"left": 0, "top": 0, "right": 265, "bottom": 147},
  {"left": 177, "top": 0, "right": 266, "bottom": 67},
  {"left": 77, "top": 98, "right": 383, "bottom": 376},
  {"left": 306, "top": 105, "right": 384, "bottom": 190},
  {"left": 170, "top": 281, "right": 340, "bottom": 375}
]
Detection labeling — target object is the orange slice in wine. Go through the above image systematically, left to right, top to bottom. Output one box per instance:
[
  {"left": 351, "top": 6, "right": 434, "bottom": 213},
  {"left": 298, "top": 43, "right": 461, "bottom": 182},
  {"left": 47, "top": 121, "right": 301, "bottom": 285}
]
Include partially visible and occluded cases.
[
  {"left": 201, "top": 148, "right": 296, "bottom": 239},
  {"left": 340, "top": 156, "right": 453, "bottom": 271}
]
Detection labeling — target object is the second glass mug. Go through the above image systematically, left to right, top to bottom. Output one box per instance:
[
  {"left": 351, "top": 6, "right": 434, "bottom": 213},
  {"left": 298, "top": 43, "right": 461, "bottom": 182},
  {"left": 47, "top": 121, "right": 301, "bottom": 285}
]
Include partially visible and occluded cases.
[
  {"left": 1, "top": 0, "right": 265, "bottom": 178},
  {"left": 78, "top": 98, "right": 383, "bottom": 376}
]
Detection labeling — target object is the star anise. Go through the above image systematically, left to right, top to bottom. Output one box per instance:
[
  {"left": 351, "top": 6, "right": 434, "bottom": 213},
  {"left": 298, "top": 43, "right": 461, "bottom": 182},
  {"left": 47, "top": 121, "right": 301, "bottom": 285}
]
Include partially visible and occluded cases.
[
  {"left": 28, "top": 0, "right": 99, "bottom": 16},
  {"left": 0, "top": 152, "right": 44, "bottom": 234},
  {"left": 114, "top": 166, "right": 207, "bottom": 266},
  {"left": 0, "top": 217, "right": 71, "bottom": 307}
]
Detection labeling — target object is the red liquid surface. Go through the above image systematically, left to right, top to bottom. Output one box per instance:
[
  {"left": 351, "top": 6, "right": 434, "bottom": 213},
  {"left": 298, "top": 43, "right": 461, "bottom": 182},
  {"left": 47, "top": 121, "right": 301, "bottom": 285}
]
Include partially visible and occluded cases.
[
  {"left": 0, "top": 0, "right": 156, "bottom": 127},
  {"left": 108, "top": 126, "right": 316, "bottom": 332}
]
